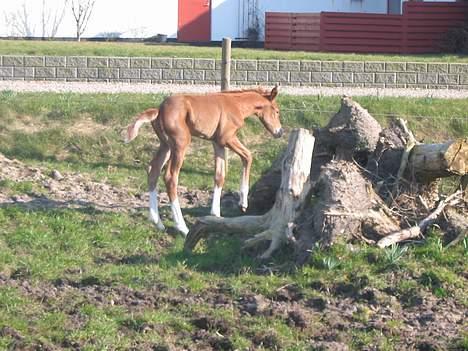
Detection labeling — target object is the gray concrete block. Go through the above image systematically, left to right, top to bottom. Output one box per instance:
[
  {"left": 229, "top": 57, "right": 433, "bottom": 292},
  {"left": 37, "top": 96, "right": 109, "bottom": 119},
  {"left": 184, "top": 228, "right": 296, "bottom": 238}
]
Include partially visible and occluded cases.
[
  {"left": 3, "top": 56, "right": 24, "bottom": 66},
  {"left": 24, "top": 56, "right": 44, "bottom": 66},
  {"left": 45, "top": 56, "right": 66, "bottom": 67},
  {"left": 67, "top": 56, "right": 87, "bottom": 67},
  {"left": 88, "top": 57, "right": 108, "bottom": 67},
  {"left": 109, "top": 57, "right": 130, "bottom": 68},
  {"left": 130, "top": 57, "right": 151, "bottom": 68},
  {"left": 152, "top": 58, "right": 172, "bottom": 68},
  {"left": 173, "top": 58, "right": 194, "bottom": 69},
  {"left": 194, "top": 58, "right": 215, "bottom": 70},
  {"left": 236, "top": 60, "right": 257, "bottom": 70},
  {"left": 258, "top": 60, "right": 279, "bottom": 71},
  {"left": 279, "top": 60, "right": 300, "bottom": 71},
  {"left": 301, "top": 61, "right": 321, "bottom": 72},
  {"left": 321, "top": 61, "right": 343, "bottom": 72},
  {"left": 343, "top": 61, "right": 364, "bottom": 72},
  {"left": 365, "top": 62, "right": 385, "bottom": 72},
  {"left": 385, "top": 62, "right": 406, "bottom": 72},
  {"left": 406, "top": 62, "right": 427, "bottom": 73},
  {"left": 427, "top": 63, "right": 448, "bottom": 74},
  {"left": 449, "top": 63, "right": 468, "bottom": 74},
  {"left": 0, "top": 67, "right": 13, "bottom": 77},
  {"left": 14, "top": 67, "right": 34, "bottom": 78},
  {"left": 34, "top": 67, "right": 56, "bottom": 78},
  {"left": 56, "top": 67, "right": 77, "bottom": 78},
  {"left": 77, "top": 68, "right": 98, "bottom": 79},
  {"left": 98, "top": 68, "right": 119, "bottom": 79},
  {"left": 120, "top": 68, "right": 140, "bottom": 79},
  {"left": 141, "top": 69, "right": 161, "bottom": 80},
  {"left": 162, "top": 69, "right": 183, "bottom": 80},
  {"left": 183, "top": 69, "right": 204, "bottom": 80},
  {"left": 205, "top": 70, "right": 221, "bottom": 80},
  {"left": 231, "top": 70, "right": 247, "bottom": 81},
  {"left": 247, "top": 71, "right": 268, "bottom": 82},
  {"left": 268, "top": 71, "right": 289, "bottom": 82},
  {"left": 290, "top": 71, "right": 311, "bottom": 82},
  {"left": 311, "top": 72, "right": 331, "bottom": 83},
  {"left": 333, "top": 72, "right": 353, "bottom": 83},
  {"left": 354, "top": 73, "right": 374, "bottom": 83},
  {"left": 375, "top": 73, "right": 396, "bottom": 84},
  {"left": 396, "top": 73, "right": 417, "bottom": 84},
  {"left": 417, "top": 73, "right": 437, "bottom": 84},
  {"left": 438, "top": 74, "right": 458, "bottom": 85},
  {"left": 459, "top": 74, "right": 468, "bottom": 85},
  {"left": 322, "top": 83, "right": 343, "bottom": 87},
  {"left": 364, "top": 83, "right": 385, "bottom": 88},
  {"left": 384, "top": 84, "right": 406, "bottom": 89},
  {"left": 407, "top": 84, "right": 428, "bottom": 89}
]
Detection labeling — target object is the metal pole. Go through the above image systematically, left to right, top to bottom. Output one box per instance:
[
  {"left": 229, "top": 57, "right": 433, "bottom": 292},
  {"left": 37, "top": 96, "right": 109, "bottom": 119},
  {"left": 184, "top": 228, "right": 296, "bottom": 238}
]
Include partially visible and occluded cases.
[{"left": 221, "top": 37, "right": 232, "bottom": 91}]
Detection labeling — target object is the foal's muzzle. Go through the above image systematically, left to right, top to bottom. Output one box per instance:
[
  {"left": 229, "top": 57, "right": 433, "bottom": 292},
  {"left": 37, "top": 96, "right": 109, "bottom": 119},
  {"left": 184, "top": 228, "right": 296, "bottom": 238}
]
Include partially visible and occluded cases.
[{"left": 273, "top": 128, "right": 284, "bottom": 138}]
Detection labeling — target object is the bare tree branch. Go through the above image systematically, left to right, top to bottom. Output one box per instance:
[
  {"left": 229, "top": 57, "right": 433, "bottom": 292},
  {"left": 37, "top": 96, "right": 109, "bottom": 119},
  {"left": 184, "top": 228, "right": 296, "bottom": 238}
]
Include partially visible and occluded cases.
[
  {"left": 41, "top": 0, "right": 69, "bottom": 38},
  {"left": 71, "top": 0, "right": 96, "bottom": 41},
  {"left": 4, "top": 2, "right": 35, "bottom": 37}
]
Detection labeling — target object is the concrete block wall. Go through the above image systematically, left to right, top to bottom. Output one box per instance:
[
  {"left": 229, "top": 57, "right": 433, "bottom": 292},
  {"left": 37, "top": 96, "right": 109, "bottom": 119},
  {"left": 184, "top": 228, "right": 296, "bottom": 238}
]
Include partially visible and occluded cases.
[{"left": 1, "top": 55, "right": 467, "bottom": 89}]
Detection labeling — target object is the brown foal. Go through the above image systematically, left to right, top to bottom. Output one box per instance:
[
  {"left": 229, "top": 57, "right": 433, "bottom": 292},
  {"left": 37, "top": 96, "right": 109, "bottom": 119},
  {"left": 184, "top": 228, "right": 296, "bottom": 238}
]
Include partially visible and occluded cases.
[{"left": 125, "top": 86, "right": 283, "bottom": 235}]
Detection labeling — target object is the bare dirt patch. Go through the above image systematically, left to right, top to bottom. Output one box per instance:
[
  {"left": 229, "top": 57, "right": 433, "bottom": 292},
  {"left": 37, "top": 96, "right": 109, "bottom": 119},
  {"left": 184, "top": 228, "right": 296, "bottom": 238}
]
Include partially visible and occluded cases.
[{"left": 0, "top": 152, "right": 211, "bottom": 213}]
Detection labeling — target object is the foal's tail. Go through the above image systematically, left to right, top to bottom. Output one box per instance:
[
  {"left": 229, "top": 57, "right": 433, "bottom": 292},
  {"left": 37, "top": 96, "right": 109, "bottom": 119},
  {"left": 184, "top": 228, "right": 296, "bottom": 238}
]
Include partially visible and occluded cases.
[{"left": 124, "top": 108, "right": 159, "bottom": 143}]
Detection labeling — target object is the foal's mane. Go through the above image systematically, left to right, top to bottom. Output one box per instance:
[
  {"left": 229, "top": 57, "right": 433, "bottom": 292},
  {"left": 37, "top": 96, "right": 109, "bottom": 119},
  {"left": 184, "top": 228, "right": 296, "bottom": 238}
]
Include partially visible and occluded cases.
[{"left": 220, "top": 87, "right": 269, "bottom": 95}]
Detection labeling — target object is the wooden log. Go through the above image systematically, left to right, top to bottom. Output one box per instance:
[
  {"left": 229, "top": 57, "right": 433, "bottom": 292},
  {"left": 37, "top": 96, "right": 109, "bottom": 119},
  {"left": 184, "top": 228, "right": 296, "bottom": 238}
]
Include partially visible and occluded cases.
[
  {"left": 184, "top": 128, "right": 315, "bottom": 259},
  {"left": 408, "top": 138, "right": 467, "bottom": 181}
]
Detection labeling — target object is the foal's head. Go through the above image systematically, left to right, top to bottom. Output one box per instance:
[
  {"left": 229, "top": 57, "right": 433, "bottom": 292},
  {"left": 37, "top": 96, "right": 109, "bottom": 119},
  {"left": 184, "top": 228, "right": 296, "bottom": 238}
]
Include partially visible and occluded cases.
[{"left": 254, "top": 86, "right": 283, "bottom": 138}]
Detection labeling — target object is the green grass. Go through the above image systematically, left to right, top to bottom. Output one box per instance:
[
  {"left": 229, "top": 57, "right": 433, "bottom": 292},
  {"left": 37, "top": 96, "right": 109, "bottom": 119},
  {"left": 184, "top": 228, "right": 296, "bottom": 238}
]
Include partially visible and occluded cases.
[
  {"left": 1, "top": 39, "right": 468, "bottom": 62},
  {"left": 0, "top": 91, "right": 467, "bottom": 349},
  {"left": 0, "top": 91, "right": 466, "bottom": 193}
]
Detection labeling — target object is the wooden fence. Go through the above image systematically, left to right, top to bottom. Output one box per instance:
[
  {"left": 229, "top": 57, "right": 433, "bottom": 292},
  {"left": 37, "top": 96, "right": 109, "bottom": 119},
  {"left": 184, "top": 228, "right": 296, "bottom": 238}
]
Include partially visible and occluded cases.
[{"left": 265, "top": 2, "right": 468, "bottom": 54}]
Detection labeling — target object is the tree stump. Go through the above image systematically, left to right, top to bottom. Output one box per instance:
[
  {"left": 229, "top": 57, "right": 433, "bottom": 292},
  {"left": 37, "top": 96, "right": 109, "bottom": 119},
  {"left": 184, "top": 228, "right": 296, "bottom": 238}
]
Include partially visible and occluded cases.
[{"left": 184, "top": 128, "right": 315, "bottom": 259}]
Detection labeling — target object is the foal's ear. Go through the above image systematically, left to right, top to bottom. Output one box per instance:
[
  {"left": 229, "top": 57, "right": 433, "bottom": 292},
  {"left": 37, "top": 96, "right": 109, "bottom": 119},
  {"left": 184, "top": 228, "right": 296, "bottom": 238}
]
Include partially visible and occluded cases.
[{"left": 269, "top": 85, "right": 279, "bottom": 101}]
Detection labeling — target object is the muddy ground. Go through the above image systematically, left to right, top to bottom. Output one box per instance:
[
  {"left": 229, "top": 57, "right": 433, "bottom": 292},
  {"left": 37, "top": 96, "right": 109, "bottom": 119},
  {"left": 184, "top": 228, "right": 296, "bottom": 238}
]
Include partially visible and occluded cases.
[{"left": 0, "top": 154, "right": 466, "bottom": 350}]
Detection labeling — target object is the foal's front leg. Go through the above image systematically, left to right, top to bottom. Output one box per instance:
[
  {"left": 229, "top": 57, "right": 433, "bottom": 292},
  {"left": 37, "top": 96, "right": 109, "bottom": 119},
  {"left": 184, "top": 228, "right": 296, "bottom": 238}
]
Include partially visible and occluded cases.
[
  {"left": 227, "top": 137, "right": 252, "bottom": 212},
  {"left": 211, "top": 143, "right": 226, "bottom": 217}
]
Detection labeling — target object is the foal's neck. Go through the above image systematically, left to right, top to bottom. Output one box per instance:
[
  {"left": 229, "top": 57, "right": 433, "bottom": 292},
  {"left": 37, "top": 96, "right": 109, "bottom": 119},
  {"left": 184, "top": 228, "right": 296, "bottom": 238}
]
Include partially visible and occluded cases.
[{"left": 235, "top": 91, "right": 267, "bottom": 118}]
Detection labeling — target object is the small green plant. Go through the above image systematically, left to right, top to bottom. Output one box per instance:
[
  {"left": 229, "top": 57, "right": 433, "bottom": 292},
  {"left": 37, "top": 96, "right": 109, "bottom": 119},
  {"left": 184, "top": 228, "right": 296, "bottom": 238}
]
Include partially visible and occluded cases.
[
  {"left": 382, "top": 244, "right": 408, "bottom": 267},
  {"left": 321, "top": 257, "right": 341, "bottom": 271}
]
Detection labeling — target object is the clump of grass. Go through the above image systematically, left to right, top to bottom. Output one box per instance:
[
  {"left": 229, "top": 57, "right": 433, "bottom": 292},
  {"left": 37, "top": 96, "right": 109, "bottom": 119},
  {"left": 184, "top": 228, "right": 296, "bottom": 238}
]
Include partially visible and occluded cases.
[
  {"left": 382, "top": 244, "right": 408, "bottom": 268},
  {"left": 321, "top": 257, "right": 341, "bottom": 271}
]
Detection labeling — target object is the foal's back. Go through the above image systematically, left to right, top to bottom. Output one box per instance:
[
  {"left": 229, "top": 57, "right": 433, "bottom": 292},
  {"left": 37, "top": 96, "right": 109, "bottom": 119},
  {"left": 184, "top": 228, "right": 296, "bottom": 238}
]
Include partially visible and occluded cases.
[{"left": 158, "top": 91, "right": 256, "bottom": 141}]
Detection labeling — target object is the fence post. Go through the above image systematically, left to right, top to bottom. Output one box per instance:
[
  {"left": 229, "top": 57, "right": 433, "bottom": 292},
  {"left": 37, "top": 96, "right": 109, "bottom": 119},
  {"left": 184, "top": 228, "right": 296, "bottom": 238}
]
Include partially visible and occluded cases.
[
  {"left": 221, "top": 37, "right": 232, "bottom": 91},
  {"left": 221, "top": 37, "right": 232, "bottom": 173}
]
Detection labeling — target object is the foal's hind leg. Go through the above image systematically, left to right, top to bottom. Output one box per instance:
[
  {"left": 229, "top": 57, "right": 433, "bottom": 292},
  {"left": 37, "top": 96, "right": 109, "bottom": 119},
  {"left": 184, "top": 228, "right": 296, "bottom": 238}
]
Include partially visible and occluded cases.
[
  {"left": 165, "top": 141, "right": 190, "bottom": 235},
  {"left": 148, "top": 143, "right": 170, "bottom": 230},
  {"left": 211, "top": 143, "right": 226, "bottom": 217}
]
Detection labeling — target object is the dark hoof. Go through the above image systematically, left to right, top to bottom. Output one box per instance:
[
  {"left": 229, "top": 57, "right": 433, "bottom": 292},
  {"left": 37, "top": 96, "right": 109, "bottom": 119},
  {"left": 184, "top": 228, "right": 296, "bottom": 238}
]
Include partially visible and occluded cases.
[{"left": 239, "top": 206, "right": 247, "bottom": 213}]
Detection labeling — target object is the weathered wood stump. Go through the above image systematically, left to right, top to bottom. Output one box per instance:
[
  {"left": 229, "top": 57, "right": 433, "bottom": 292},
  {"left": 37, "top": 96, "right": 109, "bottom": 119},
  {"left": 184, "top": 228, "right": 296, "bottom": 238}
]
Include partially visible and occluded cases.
[{"left": 184, "top": 128, "right": 315, "bottom": 259}]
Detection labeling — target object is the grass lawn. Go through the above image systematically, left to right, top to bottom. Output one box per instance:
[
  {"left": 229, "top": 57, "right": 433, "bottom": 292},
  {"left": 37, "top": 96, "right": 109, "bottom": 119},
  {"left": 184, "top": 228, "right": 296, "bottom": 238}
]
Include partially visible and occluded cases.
[
  {"left": 1, "top": 39, "right": 468, "bottom": 62},
  {"left": 0, "top": 91, "right": 467, "bottom": 350}
]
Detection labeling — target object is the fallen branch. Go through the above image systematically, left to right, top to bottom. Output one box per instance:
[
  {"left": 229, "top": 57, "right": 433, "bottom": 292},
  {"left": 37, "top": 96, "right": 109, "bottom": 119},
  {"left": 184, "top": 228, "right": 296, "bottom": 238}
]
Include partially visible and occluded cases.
[
  {"left": 392, "top": 118, "right": 418, "bottom": 197},
  {"left": 377, "top": 190, "right": 463, "bottom": 248}
]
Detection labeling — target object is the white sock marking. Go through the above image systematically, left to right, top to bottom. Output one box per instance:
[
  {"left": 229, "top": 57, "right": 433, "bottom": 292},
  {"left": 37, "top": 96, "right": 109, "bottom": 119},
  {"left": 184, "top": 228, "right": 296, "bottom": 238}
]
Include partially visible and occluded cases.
[
  {"left": 239, "top": 184, "right": 249, "bottom": 209},
  {"left": 210, "top": 185, "right": 222, "bottom": 217},
  {"left": 149, "top": 190, "right": 165, "bottom": 230},
  {"left": 171, "top": 198, "right": 189, "bottom": 236}
]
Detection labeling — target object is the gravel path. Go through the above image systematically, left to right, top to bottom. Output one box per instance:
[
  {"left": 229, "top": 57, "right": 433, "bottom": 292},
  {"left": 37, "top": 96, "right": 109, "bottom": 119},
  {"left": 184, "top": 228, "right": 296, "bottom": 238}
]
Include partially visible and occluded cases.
[{"left": 1, "top": 80, "right": 468, "bottom": 98}]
